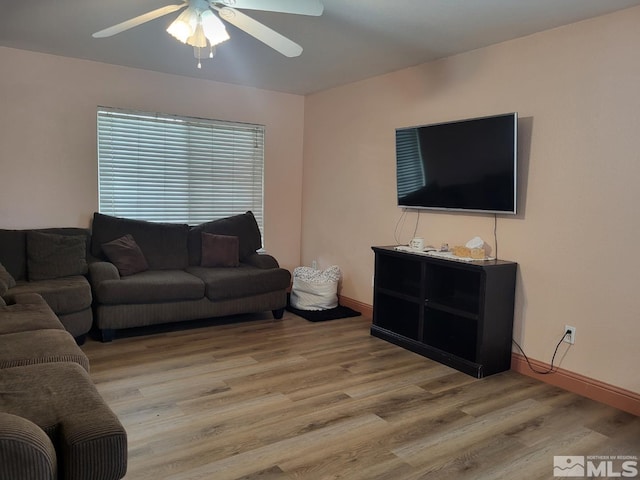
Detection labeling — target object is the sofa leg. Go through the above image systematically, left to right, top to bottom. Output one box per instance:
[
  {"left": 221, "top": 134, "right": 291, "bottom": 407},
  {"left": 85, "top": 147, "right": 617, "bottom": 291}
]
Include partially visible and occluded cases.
[
  {"left": 272, "top": 308, "right": 285, "bottom": 320},
  {"left": 100, "top": 329, "right": 115, "bottom": 343},
  {"left": 75, "top": 334, "right": 86, "bottom": 346}
]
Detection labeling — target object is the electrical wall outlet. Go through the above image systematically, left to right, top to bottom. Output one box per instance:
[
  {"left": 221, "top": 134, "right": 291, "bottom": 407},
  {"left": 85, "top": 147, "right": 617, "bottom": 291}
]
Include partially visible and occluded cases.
[{"left": 564, "top": 325, "right": 576, "bottom": 345}]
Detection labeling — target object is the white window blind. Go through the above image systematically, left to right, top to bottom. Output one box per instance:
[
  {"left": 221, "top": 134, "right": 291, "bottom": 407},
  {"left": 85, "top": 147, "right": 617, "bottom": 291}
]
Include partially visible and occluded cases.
[{"left": 97, "top": 107, "right": 264, "bottom": 230}]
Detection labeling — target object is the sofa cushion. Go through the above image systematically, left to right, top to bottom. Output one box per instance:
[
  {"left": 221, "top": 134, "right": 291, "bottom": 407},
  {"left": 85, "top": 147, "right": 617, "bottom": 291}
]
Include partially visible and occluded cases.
[
  {"left": 188, "top": 211, "right": 262, "bottom": 266},
  {"left": 91, "top": 212, "right": 189, "bottom": 270},
  {"left": 0, "top": 228, "right": 91, "bottom": 282},
  {"left": 0, "top": 230, "right": 26, "bottom": 281},
  {"left": 26, "top": 231, "right": 88, "bottom": 281},
  {"left": 201, "top": 233, "right": 240, "bottom": 268},
  {"left": 101, "top": 234, "right": 149, "bottom": 276},
  {"left": 0, "top": 262, "right": 16, "bottom": 288},
  {"left": 186, "top": 265, "right": 291, "bottom": 301},
  {"left": 94, "top": 270, "right": 205, "bottom": 304},
  {"left": 3, "top": 277, "right": 92, "bottom": 315},
  {"left": 0, "top": 278, "right": 6, "bottom": 297},
  {"left": 0, "top": 301, "right": 64, "bottom": 335},
  {"left": 0, "top": 329, "right": 89, "bottom": 371}
]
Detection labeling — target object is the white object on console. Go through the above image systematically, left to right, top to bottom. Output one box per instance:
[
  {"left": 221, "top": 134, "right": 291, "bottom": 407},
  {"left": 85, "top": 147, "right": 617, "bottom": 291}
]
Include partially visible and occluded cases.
[
  {"left": 465, "top": 236, "right": 485, "bottom": 249},
  {"left": 409, "top": 237, "right": 424, "bottom": 250}
]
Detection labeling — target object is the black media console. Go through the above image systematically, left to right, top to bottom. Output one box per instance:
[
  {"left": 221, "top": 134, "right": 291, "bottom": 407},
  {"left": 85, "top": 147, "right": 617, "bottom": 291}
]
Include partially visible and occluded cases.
[{"left": 371, "top": 246, "right": 517, "bottom": 378}]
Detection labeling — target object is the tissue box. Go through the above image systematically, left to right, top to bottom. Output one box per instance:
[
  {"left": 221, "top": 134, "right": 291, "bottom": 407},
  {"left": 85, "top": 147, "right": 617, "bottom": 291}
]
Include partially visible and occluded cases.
[{"left": 452, "top": 246, "right": 485, "bottom": 259}]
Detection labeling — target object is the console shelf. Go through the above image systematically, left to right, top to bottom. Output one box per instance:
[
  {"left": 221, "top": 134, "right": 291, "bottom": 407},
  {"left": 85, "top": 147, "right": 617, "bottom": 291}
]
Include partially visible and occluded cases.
[{"left": 371, "top": 246, "right": 517, "bottom": 378}]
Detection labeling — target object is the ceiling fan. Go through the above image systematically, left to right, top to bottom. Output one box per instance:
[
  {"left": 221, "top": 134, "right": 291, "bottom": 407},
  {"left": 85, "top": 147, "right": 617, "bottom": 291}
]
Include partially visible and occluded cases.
[{"left": 93, "top": 0, "right": 324, "bottom": 67}]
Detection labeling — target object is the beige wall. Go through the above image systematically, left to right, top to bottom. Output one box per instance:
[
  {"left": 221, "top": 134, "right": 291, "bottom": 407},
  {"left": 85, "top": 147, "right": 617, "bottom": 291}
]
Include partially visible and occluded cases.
[
  {"left": 1, "top": 6, "right": 639, "bottom": 394},
  {"left": 302, "top": 7, "right": 640, "bottom": 392},
  {"left": 0, "top": 47, "right": 304, "bottom": 271}
]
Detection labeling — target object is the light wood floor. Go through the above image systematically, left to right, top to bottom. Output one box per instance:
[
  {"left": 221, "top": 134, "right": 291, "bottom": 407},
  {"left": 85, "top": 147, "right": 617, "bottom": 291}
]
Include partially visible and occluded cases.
[{"left": 81, "top": 312, "right": 640, "bottom": 480}]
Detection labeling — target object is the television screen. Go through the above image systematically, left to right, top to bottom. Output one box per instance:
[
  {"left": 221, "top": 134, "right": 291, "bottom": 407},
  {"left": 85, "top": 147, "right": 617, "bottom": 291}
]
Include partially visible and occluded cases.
[{"left": 396, "top": 112, "right": 517, "bottom": 214}]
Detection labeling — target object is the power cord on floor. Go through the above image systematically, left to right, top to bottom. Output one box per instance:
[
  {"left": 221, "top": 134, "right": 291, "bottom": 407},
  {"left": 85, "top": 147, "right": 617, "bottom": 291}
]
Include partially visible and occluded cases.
[{"left": 512, "top": 330, "right": 571, "bottom": 375}]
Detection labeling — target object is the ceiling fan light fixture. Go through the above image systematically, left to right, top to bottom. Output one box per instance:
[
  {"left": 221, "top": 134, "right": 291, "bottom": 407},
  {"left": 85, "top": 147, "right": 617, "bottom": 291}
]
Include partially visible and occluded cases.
[
  {"left": 94, "top": 0, "right": 323, "bottom": 65},
  {"left": 166, "top": 7, "right": 198, "bottom": 43},
  {"left": 200, "top": 10, "right": 230, "bottom": 46},
  {"left": 187, "top": 22, "right": 208, "bottom": 48}
]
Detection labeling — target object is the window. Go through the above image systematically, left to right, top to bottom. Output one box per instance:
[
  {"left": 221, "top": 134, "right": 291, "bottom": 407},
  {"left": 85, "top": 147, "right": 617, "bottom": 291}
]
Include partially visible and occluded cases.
[{"left": 97, "top": 107, "right": 265, "bottom": 230}]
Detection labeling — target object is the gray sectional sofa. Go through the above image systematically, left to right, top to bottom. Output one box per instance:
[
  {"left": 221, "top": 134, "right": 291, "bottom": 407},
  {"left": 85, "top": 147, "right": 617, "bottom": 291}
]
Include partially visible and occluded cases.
[
  {"left": 89, "top": 211, "right": 291, "bottom": 341},
  {"left": 0, "top": 212, "right": 292, "bottom": 342},
  {"left": 0, "top": 212, "right": 290, "bottom": 479},
  {"left": 0, "top": 228, "right": 94, "bottom": 342},
  {"left": 0, "top": 293, "right": 127, "bottom": 480}
]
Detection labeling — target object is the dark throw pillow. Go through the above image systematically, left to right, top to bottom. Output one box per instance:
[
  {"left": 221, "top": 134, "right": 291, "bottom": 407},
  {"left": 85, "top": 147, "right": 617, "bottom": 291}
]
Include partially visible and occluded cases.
[
  {"left": 188, "top": 211, "right": 262, "bottom": 265},
  {"left": 91, "top": 212, "right": 189, "bottom": 270},
  {"left": 26, "top": 232, "right": 88, "bottom": 281},
  {"left": 201, "top": 233, "right": 240, "bottom": 268},
  {"left": 101, "top": 234, "right": 149, "bottom": 277},
  {"left": 0, "top": 262, "right": 16, "bottom": 288},
  {"left": 0, "top": 278, "right": 7, "bottom": 297}
]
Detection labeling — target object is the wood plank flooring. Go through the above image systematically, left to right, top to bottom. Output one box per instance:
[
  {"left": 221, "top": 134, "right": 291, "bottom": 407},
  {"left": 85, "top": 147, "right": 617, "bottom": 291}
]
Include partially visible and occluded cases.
[{"left": 81, "top": 312, "right": 640, "bottom": 480}]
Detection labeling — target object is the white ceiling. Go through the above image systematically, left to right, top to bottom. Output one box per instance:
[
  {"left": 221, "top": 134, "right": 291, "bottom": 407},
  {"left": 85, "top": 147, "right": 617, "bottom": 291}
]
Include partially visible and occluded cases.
[{"left": 2, "top": 0, "right": 640, "bottom": 95}]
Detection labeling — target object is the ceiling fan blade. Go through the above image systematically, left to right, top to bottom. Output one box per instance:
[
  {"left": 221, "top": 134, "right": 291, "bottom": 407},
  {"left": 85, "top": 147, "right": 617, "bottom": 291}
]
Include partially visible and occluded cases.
[
  {"left": 215, "top": 0, "right": 323, "bottom": 16},
  {"left": 92, "top": 4, "right": 186, "bottom": 38},
  {"left": 217, "top": 7, "right": 303, "bottom": 57}
]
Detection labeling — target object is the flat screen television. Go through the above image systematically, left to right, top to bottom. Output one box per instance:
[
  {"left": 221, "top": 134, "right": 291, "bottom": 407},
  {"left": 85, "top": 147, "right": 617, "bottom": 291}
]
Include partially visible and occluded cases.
[{"left": 396, "top": 112, "right": 517, "bottom": 215}]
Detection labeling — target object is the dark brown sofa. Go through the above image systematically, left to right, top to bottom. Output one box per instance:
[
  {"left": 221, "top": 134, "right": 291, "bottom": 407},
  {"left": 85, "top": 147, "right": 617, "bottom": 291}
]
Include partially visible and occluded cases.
[{"left": 89, "top": 211, "right": 292, "bottom": 341}]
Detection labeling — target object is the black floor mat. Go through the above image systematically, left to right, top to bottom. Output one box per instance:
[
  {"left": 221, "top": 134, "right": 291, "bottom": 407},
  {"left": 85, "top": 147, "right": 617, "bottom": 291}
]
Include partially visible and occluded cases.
[{"left": 286, "top": 304, "right": 362, "bottom": 322}]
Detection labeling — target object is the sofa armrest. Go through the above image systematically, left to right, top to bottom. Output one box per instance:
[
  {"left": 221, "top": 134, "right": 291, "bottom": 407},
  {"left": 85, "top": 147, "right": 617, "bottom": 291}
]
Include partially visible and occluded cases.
[
  {"left": 243, "top": 252, "right": 280, "bottom": 269},
  {"left": 89, "top": 261, "right": 121, "bottom": 286},
  {"left": 61, "top": 410, "right": 128, "bottom": 480},
  {"left": 0, "top": 412, "right": 57, "bottom": 480}
]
